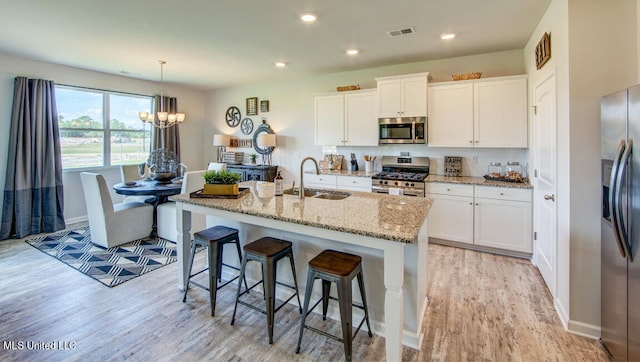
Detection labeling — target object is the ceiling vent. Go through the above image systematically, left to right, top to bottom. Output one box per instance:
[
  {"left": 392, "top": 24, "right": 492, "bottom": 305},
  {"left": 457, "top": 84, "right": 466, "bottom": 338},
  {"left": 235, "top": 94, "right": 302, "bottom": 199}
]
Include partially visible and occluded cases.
[{"left": 387, "top": 27, "right": 416, "bottom": 38}]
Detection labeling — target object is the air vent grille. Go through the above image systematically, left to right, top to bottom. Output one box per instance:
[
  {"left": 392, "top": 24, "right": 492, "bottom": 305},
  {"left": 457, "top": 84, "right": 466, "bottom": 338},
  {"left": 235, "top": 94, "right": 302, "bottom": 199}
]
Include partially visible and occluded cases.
[{"left": 387, "top": 27, "right": 416, "bottom": 38}]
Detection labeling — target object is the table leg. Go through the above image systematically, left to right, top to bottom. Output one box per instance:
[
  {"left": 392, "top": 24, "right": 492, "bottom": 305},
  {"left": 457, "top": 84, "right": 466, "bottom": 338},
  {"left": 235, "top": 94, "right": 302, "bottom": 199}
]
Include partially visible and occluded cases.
[
  {"left": 176, "top": 202, "right": 192, "bottom": 291},
  {"left": 384, "top": 243, "right": 405, "bottom": 362}
]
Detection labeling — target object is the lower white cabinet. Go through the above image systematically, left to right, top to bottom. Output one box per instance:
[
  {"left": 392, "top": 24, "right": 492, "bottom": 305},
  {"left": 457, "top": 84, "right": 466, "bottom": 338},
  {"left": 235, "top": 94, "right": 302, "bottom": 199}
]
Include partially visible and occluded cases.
[
  {"left": 303, "top": 173, "right": 372, "bottom": 192},
  {"left": 427, "top": 183, "right": 532, "bottom": 254}
]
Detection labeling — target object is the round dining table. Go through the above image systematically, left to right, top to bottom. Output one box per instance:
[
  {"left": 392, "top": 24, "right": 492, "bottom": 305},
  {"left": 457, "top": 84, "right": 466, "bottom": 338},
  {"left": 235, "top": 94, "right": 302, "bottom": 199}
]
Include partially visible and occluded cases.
[{"left": 113, "top": 179, "right": 182, "bottom": 237}]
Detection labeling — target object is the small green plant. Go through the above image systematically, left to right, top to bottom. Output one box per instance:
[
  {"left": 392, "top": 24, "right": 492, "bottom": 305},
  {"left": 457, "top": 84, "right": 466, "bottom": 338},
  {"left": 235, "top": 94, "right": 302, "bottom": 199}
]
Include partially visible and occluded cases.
[
  {"left": 249, "top": 153, "right": 257, "bottom": 163},
  {"left": 203, "top": 170, "right": 242, "bottom": 184}
]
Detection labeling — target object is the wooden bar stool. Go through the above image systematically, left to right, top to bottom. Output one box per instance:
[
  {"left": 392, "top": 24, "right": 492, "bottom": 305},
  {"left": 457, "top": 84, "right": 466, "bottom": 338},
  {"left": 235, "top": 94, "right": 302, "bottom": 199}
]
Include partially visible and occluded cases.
[
  {"left": 182, "top": 225, "right": 246, "bottom": 316},
  {"left": 230, "top": 236, "right": 302, "bottom": 344},
  {"left": 295, "top": 249, "right": 373, "bottom": 362}
]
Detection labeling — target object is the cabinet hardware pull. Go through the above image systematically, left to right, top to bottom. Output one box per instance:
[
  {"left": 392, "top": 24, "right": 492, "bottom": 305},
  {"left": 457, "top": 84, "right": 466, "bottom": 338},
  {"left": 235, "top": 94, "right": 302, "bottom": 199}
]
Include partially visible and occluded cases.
[
  {"left": 469, "top": 140, "right": 473, "bottom": 144},
  {"left": 475, "top": 140, "right": 478, "bottom": 143},
  {"left": 500, "top": 192, "right": 504, "bottom": 196},
  {"left": 544, "top": 194, "right": 555, "bottom": 201},
  {"left": 469, "top": 202, "right": 473, "bottom": 205},
  {"left": 476, "top": 203, "right": 479, "bottom": 206}
]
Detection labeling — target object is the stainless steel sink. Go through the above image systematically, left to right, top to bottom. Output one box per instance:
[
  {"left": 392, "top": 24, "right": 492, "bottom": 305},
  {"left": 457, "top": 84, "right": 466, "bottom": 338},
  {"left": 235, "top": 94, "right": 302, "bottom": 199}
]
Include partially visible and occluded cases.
[{"left": 283, "top": 188, "right": 351, "bottom": 200}]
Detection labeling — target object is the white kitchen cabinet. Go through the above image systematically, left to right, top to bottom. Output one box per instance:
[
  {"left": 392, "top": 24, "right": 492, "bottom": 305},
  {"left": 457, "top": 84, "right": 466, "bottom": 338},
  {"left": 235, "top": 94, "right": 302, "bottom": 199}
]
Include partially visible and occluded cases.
[
  {"left": 375, "top": 73, "right": 429, "bottom": 118},
  {"left": 427, "top": 75, "right": 528, "bottom": 148},
  {"left": 427, "top": 83, "right": 474, "bottom": 147},
  {"left": 314, "top": 89, "right": 377, "bottom": 146},
  {"left": 303, "top": 173, "right": 337, "bottom": 189},
  {"left": 336, "top": 175, "right": 372, "bottom": 192},
  {"left": 426, "top": 183, "right": 532, "bottom": 254},
  {"left": 474, "top": 187, "right": 532, "bottom": 253}
]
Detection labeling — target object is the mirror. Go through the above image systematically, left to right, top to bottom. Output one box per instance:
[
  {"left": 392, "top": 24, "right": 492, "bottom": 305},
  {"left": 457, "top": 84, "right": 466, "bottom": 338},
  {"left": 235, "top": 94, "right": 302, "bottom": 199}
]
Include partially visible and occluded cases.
[{"left": 253, "top": 120, "right": 275, "bottom": 155}]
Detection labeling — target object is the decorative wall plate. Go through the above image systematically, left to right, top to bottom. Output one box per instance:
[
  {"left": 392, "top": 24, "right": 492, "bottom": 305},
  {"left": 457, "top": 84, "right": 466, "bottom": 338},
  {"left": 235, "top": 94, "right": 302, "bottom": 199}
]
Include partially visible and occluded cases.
[
  {"left": 225, "top": 106, "right": 241, "bottom": 127},
  {"left": 241, "top": 118, "right": 253, "bottom": 135},
  {"left": 253, "top": 120, "right": 275, "bottom": 155}
]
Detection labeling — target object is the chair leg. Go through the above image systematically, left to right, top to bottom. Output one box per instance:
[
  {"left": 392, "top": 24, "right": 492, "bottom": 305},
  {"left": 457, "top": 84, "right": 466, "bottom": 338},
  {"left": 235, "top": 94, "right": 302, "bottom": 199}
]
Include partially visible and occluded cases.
[
  {"left": 234, "top": 239, "right": 248, "bottom": 289},
  {"left": 182, "top": 240, "right": 198, "bottom": 303},
  {"left": 208, "top": 241, "right": 220, "bottom": 317},
  {"left": 216, "top": 242, "right": 224, "bottom": 283},
  {"left": 287, "top": 253, "right": 302, "bottom": 313},
  {"left": 231, "top": 255, "right": 249, "bottom": 325},
  {"left": 264, "top": 258, "right": 277, "bottom": 344},
  {"left": 296, "top": 271, "right": 316, "bottom": 354},
  {"left": 357, "top": 271, "right": 373, "bottom": 337},
  {"left": 337, "top": 278, "right": 353, "bottom": 362},
  {"left": 321, "top": 280, "right": 331, "bottom": 320}
]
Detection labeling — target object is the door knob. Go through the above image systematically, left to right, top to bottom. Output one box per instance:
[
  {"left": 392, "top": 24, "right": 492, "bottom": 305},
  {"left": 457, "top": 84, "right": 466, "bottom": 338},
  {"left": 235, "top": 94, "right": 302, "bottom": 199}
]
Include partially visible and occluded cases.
[{"left": 544, "top": 194, "right": 555, "bottom": 201}]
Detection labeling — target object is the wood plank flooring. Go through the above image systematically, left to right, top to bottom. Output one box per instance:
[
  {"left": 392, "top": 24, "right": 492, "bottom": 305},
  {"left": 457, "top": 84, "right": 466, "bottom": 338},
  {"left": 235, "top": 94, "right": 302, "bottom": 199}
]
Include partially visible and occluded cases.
[{"left": 0, "top": 228, "right": 608, "bottom": 361}]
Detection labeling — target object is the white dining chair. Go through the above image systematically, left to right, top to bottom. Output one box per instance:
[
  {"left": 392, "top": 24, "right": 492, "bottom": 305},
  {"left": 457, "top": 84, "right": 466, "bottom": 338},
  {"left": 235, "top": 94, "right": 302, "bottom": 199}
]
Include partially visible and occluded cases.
[
  {"left": 119, "top": 164, "right": 153, "bottom": 203},
  {"left": 156, "top": 170, "right": 207, "bottom": 242},
  {"left": 80, "top": 172, "right": 154, "bottom": 248}
]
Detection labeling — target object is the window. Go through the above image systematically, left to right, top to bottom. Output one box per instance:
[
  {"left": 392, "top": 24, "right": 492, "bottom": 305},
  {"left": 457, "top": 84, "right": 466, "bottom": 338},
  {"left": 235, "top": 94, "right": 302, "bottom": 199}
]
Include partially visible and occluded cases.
[{"left": 56, "top": 86, "right": 153, "bottom": 169}]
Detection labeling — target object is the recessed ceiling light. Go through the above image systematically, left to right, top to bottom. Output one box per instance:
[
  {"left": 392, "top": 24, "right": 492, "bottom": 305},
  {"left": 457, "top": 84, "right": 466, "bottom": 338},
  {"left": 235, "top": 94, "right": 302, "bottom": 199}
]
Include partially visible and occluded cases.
[
  {"left": 300, "top": 14, "right": 317, "bottom": 22},
  {"left": 441, "top": 33, "right": 456, "bottom": 40},
  {"left": 346, "top": 49, "right": 359, "bottom": 56},
  {"left": 275, "top": 62, "right": 287, "bottom": 68}
]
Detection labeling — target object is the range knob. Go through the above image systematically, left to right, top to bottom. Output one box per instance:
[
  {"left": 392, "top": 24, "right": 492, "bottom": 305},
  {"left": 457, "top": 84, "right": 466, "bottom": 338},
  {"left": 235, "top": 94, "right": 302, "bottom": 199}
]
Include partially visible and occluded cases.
[
  {"left": 383, "top": 181, "right": 388, "bottom": 185},
  {"left": 394, "top": 181, "right": 399, "bottom": 186},
  {"left": 405, "top": 182, "right": 410, "bottom": 187},
  {"left": 411, "top": 183, "right": 415, "bottom": 187}
]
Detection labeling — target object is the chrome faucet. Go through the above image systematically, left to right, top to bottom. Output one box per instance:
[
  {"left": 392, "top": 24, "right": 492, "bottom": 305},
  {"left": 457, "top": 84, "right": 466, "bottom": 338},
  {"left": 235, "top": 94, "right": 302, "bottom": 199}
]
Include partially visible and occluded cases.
[{"left": 299, "top": 157, "right": 320, "bottom": 198}]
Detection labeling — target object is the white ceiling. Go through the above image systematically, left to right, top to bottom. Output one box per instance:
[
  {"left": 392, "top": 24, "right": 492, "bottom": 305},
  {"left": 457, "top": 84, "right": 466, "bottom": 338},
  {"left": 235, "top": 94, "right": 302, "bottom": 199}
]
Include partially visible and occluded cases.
[{"left": 0, "top": 0, "right": 551, "bottom": 91}]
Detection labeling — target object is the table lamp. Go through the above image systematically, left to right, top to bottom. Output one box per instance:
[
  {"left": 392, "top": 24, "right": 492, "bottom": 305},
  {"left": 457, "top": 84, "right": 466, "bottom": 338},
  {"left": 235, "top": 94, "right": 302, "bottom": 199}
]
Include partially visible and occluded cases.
[
  {"left": 257, "top": 133, "right": 276, "bottom": 165},
  {"left": 213, "top": 134, "right": 231, "bottom": 163}
]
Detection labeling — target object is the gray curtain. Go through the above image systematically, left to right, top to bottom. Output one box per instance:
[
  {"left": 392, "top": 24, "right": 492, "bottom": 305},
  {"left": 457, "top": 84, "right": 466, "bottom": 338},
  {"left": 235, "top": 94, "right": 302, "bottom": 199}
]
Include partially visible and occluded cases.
[
  {"left": 1, "top": 77, "right": 65, "bottom": 240},
  {"left": 151, "top": 95, "right": 181, "bottom": 162}
]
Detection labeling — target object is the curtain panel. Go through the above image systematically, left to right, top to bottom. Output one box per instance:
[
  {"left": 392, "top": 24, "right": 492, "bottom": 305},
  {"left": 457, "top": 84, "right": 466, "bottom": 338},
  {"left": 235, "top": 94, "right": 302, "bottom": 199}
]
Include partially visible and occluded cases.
[
  {"left": 0, "top": 77, "right": 65, "bottom": 240},
  {"left": 151, "top": 95, "right": 181, "bottom": 162}
]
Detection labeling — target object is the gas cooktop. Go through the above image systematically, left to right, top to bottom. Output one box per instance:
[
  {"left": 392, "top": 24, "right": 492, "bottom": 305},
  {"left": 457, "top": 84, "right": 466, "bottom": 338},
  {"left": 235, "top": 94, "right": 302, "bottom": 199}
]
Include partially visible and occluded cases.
[{"left": 372, "top": 171, "right": 428, "bottom": 182}]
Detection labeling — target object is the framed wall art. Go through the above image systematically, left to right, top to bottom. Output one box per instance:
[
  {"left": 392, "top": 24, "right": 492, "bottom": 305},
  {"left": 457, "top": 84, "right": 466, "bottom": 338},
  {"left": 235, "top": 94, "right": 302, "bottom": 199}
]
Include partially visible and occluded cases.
[
  {"left": 535, "top": 32, "right": 551, "bottom": 70},
  {"left": 246, "top": 97, "right": 258, "bottom": 116},
  {"left": 260, "top": 100, "right": 269, "bottom": 113}
]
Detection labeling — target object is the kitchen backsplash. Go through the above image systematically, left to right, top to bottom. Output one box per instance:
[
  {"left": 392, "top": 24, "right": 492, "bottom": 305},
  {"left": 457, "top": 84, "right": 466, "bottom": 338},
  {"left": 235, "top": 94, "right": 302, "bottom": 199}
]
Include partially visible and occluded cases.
[{"left": 332, "top": 145, "right": 529, "bottom": 178}]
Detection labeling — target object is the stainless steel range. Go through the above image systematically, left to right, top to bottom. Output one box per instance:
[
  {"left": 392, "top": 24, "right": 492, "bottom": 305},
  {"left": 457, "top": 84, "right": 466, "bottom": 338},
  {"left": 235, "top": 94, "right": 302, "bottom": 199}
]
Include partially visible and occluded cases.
[{"left": 372, "top": 156, "right": 430, "bottom": 197}]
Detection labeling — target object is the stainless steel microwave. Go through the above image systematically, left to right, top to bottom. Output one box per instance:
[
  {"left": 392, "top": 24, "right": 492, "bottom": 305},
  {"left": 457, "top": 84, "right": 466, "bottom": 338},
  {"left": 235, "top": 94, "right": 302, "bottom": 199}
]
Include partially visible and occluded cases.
[{"left": 379, "top": 117, "right": 426, "bottom": 144}]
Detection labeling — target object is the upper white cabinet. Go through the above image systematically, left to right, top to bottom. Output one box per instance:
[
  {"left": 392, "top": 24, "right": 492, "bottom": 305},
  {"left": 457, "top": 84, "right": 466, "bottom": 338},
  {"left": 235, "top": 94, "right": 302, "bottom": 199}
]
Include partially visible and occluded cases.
[
  {"left": 375, "top": 73, "right": 429, "bottom": 118},
  {"left": 427, "top": 75, "right": 528, "bottom": 148},
  {"left": 314, "top": 89, "right": 377, "bottom": 146}
]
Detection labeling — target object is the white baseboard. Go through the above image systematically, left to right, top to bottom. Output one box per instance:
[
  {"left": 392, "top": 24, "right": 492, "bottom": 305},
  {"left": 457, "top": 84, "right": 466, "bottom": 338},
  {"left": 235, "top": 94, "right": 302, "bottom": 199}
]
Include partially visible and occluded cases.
[
  {"left": 65, "top": 215, "right": 88, "bottom": 225},
  {"left": 554, "top": 297, "right": 600, "bottom": 339}
]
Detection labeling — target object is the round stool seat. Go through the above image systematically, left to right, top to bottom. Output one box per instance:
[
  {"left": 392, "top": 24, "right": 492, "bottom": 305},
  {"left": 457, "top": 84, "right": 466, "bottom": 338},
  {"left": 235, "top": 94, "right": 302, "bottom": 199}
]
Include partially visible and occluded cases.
[
  {"left": 194, "top": 225, "right": 238, "bottom": 242},
  {"left": 244, "top": 237, "right": 292, "bottom": 257},
  {"left": 309, "top": 249, "right": 362, "bottom": 277}
]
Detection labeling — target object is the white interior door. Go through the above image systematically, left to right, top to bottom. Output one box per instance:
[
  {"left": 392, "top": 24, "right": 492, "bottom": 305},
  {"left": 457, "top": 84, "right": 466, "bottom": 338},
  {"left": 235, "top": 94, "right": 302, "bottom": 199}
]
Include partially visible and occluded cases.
[{"left": 533, "top": 72, "right": 558, "bottom": 297}]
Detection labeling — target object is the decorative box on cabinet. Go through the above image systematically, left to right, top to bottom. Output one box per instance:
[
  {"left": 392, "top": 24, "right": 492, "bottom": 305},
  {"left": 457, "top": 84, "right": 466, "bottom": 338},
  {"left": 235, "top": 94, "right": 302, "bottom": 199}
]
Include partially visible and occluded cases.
[
  {"left": 375, "top": 72, "right": 429, "bottom": 118},
  {"left": 427, "top": 75, "right": 528, "bottom": 148},
  {"left": 314, "top": 89, "right": 377, "bottom": 146},
  {"left": 226, "top": 164, "right": 278, "bottom": 182}
]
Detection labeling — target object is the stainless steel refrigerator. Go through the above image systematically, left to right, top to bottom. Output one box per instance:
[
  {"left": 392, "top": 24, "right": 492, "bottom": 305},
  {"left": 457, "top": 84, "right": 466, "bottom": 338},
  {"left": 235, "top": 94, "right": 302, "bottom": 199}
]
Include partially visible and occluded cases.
[{"left": 601, "top": 85, "right": 640, "bottom": 361}]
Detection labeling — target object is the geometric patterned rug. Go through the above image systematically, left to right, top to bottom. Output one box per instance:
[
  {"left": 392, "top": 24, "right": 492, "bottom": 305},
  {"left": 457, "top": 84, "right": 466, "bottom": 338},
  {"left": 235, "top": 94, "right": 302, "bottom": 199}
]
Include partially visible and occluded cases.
[{"left": 25, "top": 226, "right": 177, "bottom": 287}]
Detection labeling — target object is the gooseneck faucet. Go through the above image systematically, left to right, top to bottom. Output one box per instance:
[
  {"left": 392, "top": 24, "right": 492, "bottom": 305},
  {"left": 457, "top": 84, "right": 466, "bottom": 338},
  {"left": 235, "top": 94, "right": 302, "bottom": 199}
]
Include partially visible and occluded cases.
[{"left": 299, "top": 157, "right": 320, "bottom": 198}]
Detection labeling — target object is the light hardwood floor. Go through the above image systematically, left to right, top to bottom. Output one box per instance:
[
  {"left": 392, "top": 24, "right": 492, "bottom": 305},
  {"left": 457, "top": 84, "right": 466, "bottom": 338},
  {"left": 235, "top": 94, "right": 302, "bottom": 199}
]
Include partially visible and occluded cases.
[{"left": 0, "top": 228, "right": 608, "bottom": 361}]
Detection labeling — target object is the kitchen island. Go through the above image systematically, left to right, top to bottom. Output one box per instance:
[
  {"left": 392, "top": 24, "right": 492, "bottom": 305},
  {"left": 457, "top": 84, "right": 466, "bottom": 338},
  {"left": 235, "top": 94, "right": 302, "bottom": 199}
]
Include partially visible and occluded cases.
[{"left": 170, "top": 181, "right": 431, "bottom": 361}]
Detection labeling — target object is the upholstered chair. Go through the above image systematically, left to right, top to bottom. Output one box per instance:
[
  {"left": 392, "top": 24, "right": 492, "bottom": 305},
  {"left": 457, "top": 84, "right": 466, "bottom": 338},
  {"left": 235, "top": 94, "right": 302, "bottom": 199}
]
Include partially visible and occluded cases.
[
  {"left": 119, "top": 164, "right": 153, "bottom": 203},
  {"left": 156, "top": 170, "right": 207, "bottom": 242},
  {"left": 80, "top": 172, "right": 154, "bottom": 248}
]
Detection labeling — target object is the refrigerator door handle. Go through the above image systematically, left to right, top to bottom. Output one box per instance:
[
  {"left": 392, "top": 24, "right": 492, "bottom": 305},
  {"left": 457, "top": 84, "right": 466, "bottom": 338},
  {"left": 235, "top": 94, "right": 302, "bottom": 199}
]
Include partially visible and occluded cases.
[
  {"left": 610, "top": 139, "right": 627, "bottom": 258},
  {"left": 615, "top": 139, "right": 633, "bottom": 261}
]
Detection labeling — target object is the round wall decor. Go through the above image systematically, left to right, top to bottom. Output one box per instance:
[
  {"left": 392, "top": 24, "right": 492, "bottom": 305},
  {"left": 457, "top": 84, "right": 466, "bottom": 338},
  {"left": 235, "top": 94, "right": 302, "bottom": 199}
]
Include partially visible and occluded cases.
[
  {"left": 225, "top": 106, "right": 241, "bottom": 127},
  {"left": 241, "top": 118, "right": 253, "bottom": 135},
  {"left": 252, "top": 120, "right": 275, "bottom": 155}
]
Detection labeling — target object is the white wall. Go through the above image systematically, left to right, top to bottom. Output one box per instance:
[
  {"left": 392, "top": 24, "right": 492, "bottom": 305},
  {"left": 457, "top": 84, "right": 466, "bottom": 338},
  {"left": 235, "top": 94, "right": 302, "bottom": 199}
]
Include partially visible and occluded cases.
[
  {"left": 525, "top": 0, "right": 638, "bottom": 338},
  {"left": 204, "top": 50, "right": 528, "bottom": 184},
  {"left": 0, "top": 53, "right": 207, "bottom": 223}
]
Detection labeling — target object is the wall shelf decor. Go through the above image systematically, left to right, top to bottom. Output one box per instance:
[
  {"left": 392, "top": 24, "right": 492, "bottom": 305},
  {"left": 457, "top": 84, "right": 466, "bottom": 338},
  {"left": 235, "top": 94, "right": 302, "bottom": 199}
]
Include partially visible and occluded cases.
[
  {"left": 535, "top": 32, "right": 551, "bottom": 70},
  {"left": 246, "top": 97, "right": 258, "bottom": 116},
  {"left": 260, "top": 100, "right": 269, "bottom": 113}
]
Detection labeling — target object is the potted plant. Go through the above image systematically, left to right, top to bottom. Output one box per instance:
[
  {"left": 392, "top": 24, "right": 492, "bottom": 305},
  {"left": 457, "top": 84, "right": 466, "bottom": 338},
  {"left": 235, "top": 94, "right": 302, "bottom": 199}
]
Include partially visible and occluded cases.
[
  {"left": 249, "top": 153, "right": 257, "bottom": 164},
  {"left": 202, "top": 170, "right": 242, "bottom": 195}
]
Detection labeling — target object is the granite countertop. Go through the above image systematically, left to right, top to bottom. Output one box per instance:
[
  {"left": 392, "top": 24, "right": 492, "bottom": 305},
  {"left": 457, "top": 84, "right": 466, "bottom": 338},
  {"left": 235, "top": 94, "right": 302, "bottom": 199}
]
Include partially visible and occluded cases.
[
  {"left": 426, "top": 175, "right": 533, "bottom": 189},
  {"left": 170, "top": 181, "right": 431, "bottom": 244}
]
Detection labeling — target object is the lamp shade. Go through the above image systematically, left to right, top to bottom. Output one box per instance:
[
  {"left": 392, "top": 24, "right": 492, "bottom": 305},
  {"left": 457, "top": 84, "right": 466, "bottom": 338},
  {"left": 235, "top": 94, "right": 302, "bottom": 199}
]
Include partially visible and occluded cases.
[
  {"left": 257, "top": 133, "right": 276, "bottom": 148},
  {"left": 213, "top": 134, "right": 231, "bottom": 146}
]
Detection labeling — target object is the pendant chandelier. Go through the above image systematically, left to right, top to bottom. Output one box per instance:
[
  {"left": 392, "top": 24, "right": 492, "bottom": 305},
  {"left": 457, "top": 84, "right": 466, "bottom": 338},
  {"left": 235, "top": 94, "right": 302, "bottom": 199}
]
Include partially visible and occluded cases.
[{"left": 138, "top": 60, "right": 185, "bottom": 129}]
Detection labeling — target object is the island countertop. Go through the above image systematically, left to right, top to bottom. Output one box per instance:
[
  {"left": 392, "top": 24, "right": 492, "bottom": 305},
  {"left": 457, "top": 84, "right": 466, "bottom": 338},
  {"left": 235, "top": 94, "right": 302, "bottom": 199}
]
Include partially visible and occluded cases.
[{"left": 170, "top": 181, "right": 431, "bottom": 243}]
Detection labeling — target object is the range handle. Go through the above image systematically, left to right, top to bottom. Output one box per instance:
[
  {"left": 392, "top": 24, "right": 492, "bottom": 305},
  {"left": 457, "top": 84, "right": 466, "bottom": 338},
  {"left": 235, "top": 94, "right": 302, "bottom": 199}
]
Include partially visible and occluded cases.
[
  {"left": 610, "top": 139, "right": 627, "bottom": 259},
  {"left": 615, "top": 139, "right": 633, "bottom": 261}
]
